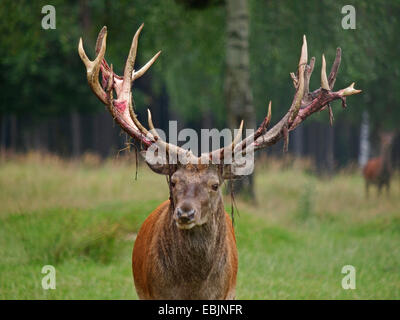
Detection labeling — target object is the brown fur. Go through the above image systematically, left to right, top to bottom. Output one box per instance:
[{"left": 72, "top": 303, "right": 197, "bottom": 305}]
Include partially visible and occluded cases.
[
  {"left": 363, "top": 132, "right": 395, "bottom": 197},
  {"left": 132, "top": 166, "right": 238, "bottom": 300}
]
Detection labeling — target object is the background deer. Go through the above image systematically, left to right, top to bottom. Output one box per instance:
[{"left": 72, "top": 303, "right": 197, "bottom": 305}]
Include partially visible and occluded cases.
[
  {"left": 79, "top": 23, "right": 361, "bottom": 299},
  {"left": 363, "top": 132, "right": 395, "bottom": 197}
]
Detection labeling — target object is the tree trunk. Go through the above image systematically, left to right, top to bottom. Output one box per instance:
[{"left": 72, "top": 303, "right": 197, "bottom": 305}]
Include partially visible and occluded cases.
[
  {"left": 225, "top": 0, "right": 256, "bottom": 198},
  {"left": 358, "top": 111, "right": 370, "bottom": 168}
]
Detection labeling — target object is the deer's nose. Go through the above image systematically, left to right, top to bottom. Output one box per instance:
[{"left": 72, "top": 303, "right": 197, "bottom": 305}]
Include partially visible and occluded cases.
[{"left": 176, "top": 207, "right": 195, "bottom": 224}]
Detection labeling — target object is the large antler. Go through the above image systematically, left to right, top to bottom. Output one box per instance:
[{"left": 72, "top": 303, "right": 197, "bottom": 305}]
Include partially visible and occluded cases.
[
  {"left": 78, "top": 25, "right": 193, "bottom": 163},
  {"left": 79, "top": 28, "right": 361, "bottom": 174},
  {"left": 218, "top": 35, "right": 361, "bottom": 163}
]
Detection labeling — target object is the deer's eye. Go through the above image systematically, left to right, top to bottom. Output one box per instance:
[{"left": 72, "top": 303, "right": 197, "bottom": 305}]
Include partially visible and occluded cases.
[
  {"left": 171, "top": 181, "right": 176, "bottom": 188},
  {"left": 211, "top": 183, "right": 219, "bottom": 191}
]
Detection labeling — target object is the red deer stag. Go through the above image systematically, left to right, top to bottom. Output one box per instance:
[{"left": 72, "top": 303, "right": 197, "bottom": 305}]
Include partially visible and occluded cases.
[
  {"left": 78, "top": 24, "right": 361, "bottom": 299},
  {"left": 363, "top": 132, "right": 395, "bottom": 197}
]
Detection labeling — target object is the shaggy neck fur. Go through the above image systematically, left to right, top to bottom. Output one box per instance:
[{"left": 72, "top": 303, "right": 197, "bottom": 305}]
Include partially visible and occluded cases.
[{"left": 157, "top": 199, "right": 227, "bottom": 285}]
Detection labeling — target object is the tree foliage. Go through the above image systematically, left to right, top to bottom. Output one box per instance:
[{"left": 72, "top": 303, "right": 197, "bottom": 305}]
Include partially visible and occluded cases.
[{"left": 0, "top": 0, "right": 399, "bottom": 149}]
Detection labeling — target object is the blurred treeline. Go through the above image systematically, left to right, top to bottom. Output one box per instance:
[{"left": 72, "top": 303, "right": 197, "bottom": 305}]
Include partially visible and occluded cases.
[{"left": 0, "top": 0, "right": 399, "bottom": 171}]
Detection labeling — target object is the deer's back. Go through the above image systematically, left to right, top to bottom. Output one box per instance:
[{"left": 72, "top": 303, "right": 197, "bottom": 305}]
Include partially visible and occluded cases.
[{"left": 363, "top": 157, "right": 383, "bottom": 182}]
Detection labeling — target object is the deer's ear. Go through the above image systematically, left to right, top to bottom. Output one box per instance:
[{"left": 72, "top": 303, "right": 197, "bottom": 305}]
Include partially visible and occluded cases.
[
  {"left": 140, "top": 151, "right": 177, "bottom": 175},
  {"left": 146, "top": 162, "right": 177, "bottom": 175}
]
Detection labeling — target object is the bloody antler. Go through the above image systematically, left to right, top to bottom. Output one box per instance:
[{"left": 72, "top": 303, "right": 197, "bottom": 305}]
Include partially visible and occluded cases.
[
  {"left": 79, "top": 25, "right": 193, "bottom": 162},
  {"left": 230, "top": 36, "right": 361, "bottom": 159}
]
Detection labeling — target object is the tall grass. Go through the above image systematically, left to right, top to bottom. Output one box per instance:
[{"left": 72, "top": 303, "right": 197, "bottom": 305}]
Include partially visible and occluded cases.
[{"left": 0, "top": 152, "right": 399, "bottom": 299}]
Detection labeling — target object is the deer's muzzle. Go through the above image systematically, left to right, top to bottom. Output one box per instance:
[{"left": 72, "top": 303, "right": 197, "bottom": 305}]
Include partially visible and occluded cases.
[{"left": 175, "top": 206, "right": 196, "bottom": 229}]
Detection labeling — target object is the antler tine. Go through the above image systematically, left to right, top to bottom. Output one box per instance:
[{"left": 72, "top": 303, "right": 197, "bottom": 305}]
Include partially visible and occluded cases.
[
  {"left": 122, "top": 23, "right": 144, "bottom": 91},
  {"left": 114, "top": 24, "right": 159, "bottom": 144},
  {"left": 121, "top": 24, "right": 162, "bottom": 83},
  {"left": 120, "top": 25, "right": 195, "bottom": 162},
  {"left": 122, "top": 25, "right": 164, "bottom": 143},
  {"left": 95, "top": 26, "right": 107, "bottom": 55},
  {"left": 78, "top": 29, "right": 108, "bottom": 104},
  {"left": 292, "top": 35, "right": 308, "bottom": 119},
  {"left": 299, "top": 35, "right": 308, "bottom": 66},
  {"left": 239, "top": 36, "right": 362, "bottom": 158},
  {"left": 78, "top": 38, "right": 91, "bottom": 66},
  {"left": 328, "top": 47, "right": 341, "bottom": 89},
  {"left": 133, "top": 51, "right": 162, "bottom": 81},
  {"left": 321, "top": 54, "right": 330, "bottom": 90},
  {"left": 304, "top": 56, "right": 315, "bottom": 96},
  {"left": 105, "top": 63, "right": 115, "bottom": 114},
  {"left": 340, "top": 82, "right": 362, "bottom": 96},
  {"left": 229, "top": 100, "right": 272, "bottom": 156},
  {"left": 265, "top": 101, "right": 272, "bottom": 128},
  {"left": 148, "top": 108, "right": 165, "bottom": 144},
  {"left": 147, "top": 109, "right": 156, "bottom": 135},
  {"left": 233, "top": 120, "right": 244, "bottom": 146}
]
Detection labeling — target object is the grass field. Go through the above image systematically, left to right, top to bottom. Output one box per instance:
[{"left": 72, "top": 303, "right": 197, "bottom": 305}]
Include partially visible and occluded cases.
[{"left": 1, "top": 152, "right": 399, "bottom": 299}]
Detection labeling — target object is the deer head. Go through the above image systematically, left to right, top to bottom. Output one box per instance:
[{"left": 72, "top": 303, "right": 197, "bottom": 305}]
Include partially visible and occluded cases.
[
  {"left": 79, "top": 24, "right": 361, "bottom": 230},
  {"left": 379, "top": 131, "right": 395, "bottom": 150},
  {"left": 167, "top": 164, "right": 223, "bottom": 229}
]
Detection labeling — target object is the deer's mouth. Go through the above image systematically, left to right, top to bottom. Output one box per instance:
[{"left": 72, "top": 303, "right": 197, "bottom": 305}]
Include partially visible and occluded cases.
[{"left": 176, "top": 220, "right": 196, "bottom": 230}]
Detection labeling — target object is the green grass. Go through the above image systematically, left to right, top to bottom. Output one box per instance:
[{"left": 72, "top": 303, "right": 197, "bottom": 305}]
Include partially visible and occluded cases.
[{"left": 0, "top": 152, "right": 399, "bottom": 299}]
